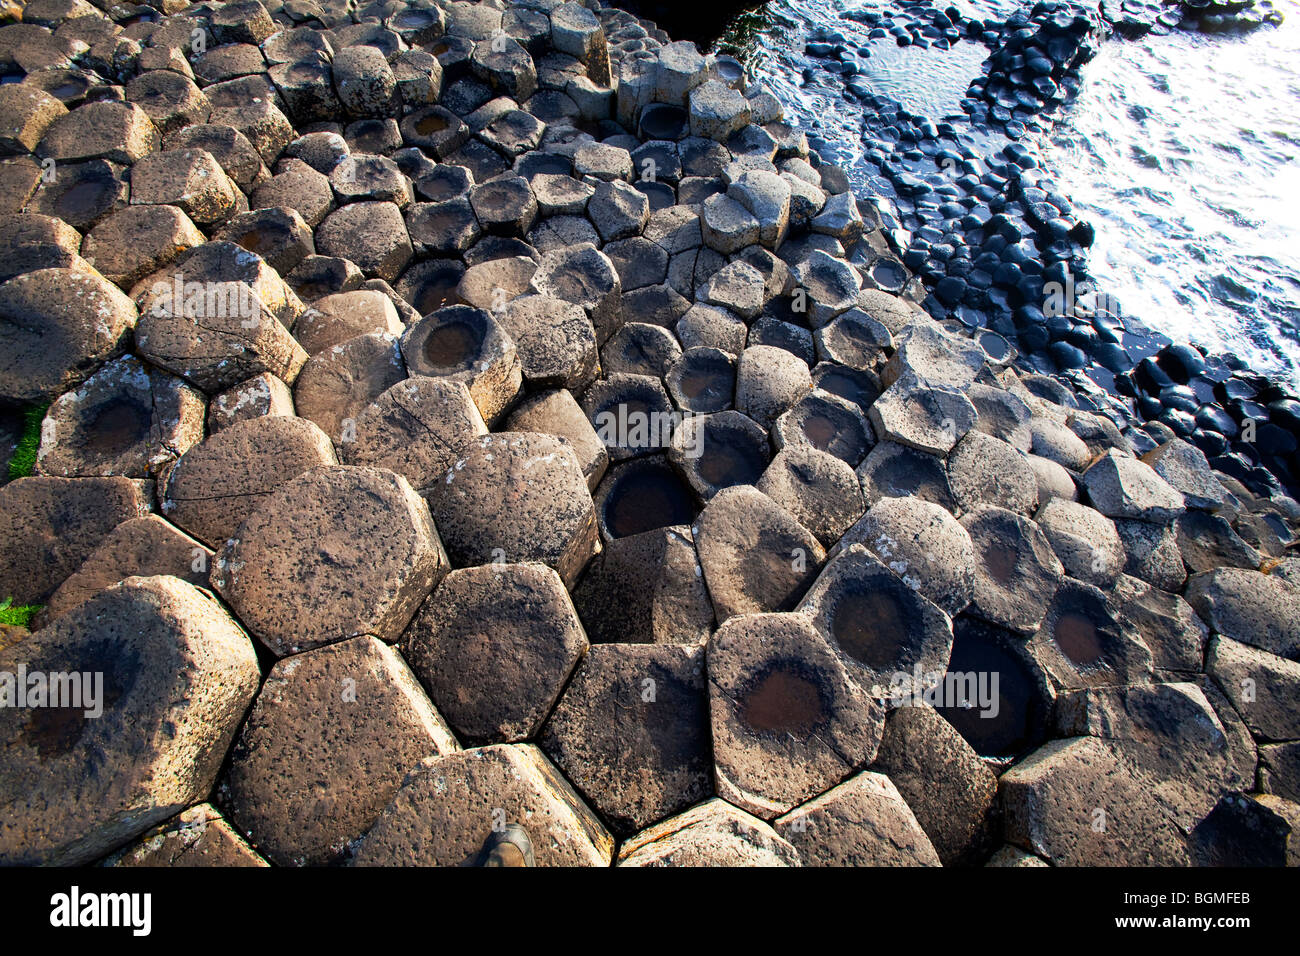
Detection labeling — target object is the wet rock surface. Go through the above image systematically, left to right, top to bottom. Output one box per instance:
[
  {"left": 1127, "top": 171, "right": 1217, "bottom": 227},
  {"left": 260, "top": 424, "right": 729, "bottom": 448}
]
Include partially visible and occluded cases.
[{"left": 0, "top": 0, "right": 1295, "bottom": 871}]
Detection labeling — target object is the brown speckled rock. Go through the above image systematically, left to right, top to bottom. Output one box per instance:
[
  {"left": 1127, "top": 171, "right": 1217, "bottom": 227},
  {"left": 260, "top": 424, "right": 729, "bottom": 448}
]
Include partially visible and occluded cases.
[
  {"left": 0, "top": 83, "right": 67, "bottom": 154},
  {"left": 37, "top": 100, "right": 159, "bottom": 165},
  {"left": 129, "top": 148, "right": 240, "bottom": 227},
  {"left": 314, "top": 200, "right": 413, "bottom": 281},
  {"left": 81, "top": 204, "right": 206, "bottom": 288},
  {"left": 0, "top": 267, "right": 138, "bottom": 404},
  {"left": 135, "top": 280, "right": 308, "bottom": 395},
  {"left": 291, "top": 289, "right": 402, "bottom": 355},
  {"left": 399, "top": 305, "right": 522, "bottom": 426},
  {"left": 292, "top": 330, "right": 406, "bottom": 444},
  {"left": 36, "top": 355, "right": 205, "bottom": 479},
  {"left": 208, "top": 373, "right": 295, "bottom": 432},
  {"left": 340, "top": 376, "right": 487, "bottom": 491},
  {"left": 158, "top": 414, "right": 336, "bottom": 548},
  {"left": 423, "top": 432, "right": 598, "bottom": 588},
  {"left": 212, "top": 465, "right": 448, "bottom": 656},
  {"left": 0, "top": 475, "right": 151, "bottom": 604},
  {"left": 694, "top": 484, "right": 825, "bottom": 623},
  {"left": 40, "top": 515, "right": 211, "bottom": 627},
  {"left": 572, "top": 524, "right": 713, "bottom": 645},
  {"left": 403, "top": 563, "right": 588, "bottom": 744},
  {"left": 0, "top": 576, "right": 260, "bottom": 866},
  {"left": 708, "top": 612, "right": 884, "bottom": 819},
  {"left": 220, "top": 635, "right": 458, "bottom": 866},
  {"left": 541, "top": 642, "right": 711, "bottom": 836},
  {"left": 870, "top": 703, "right": 998, "bottom": 866},
  {"left": 1001, "top": 735, "right": 1189, "bottom": 866},
  {"left": 350, "top": 744, "right": 612, "bottom": 867},
  {"left": 774, "top": 771, "right": 941, "bottom": 866},
  {"left": 617, "top": 798, "right": 800, "bottom": 867},
  {"left": 106, "top": 803, "right": 267, "bottom": 868}
]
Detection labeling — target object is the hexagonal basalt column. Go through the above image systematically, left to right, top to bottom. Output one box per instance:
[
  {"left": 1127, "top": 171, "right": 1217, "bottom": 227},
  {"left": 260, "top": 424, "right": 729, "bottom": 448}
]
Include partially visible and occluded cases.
[
  {"left": 529, "top": 242, "right": 623, "bottom": 346},
  {"left": 0, "top": 267, "right": 138, "bottom": 404},
  {"left": 135, "top": 281, "right": 308, "bottom": 395},
  {"left": 400, "top": 305, "right": 523, "bottom": 426},
  {"left": 292, "top": 331, "right": 407, "bottom": 445},
  {"left": 36, "top": 355, "right": 205, "bottom": 478},
  {"left": 340, "top": 376, "right": 488, "bottom": 492},
  {"left": 668, "top": 409, "right": 770, "bottom": 502},
  {"left": 158, "top": 414, "right": 336, "bottom": 548},
  {"left": 423, "top": 432, "right": 598, "bottom": 588},
  {"left": 756, "top": 444, "right": 865, "bottom": 547},
  {"left": 593, "top": 455, "right": 698, "bottom": 542},
  {"left": 211, "top": 466, "right": 448, "bottom": 656},
  {"left": 0, "top": 476, "right": 150, "bottom": 605},
  {"left": 694, "top": 484, "right": 824, "bottom": 623},
  {"left": 835, "top": 495, "right": 976, "bottom": 617},
  {"left": 959, "top": 505, "right": 1064, "bottom": 635},
  {"left": 39, "top": 514, "right": 212, "bottom": 626},
  {"left": 573, "top": 523, "right": 714, "bottom": 645},
  {"left": 797, "top": 544, "right": 955, "bottom": 702},
  {"left": 403, "top": 563, "right": 587, "bottom": 744},
  {"left": 0, "top": 576, "right": 260, "bottom": 865},
  {"left": 1025, "top": 579, "right": 1154, "bottom": 690},
  {"left": 708, "top": 612, "right": 884, "bottom": 819},
  {"left": 221, "top": 635, "right": 458, "bottom": 867},
  {"left": 540, "top": 642, "right": 711, "bottom": 836},
  {"left": 870, "top": 703, "right": 999, "bottom": 866},
  {"left": 351, "top": 744, "right": 612, "bottom": 867},
  {"left": 773, "top": 772, "right": 940, "bottom": 867},
  {"left": 616, "top": 798, "right": 800, "bottom": 867}
]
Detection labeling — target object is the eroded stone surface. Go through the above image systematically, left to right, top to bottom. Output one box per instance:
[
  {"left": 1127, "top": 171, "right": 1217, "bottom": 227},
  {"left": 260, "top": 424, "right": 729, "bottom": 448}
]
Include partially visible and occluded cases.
[
  {"left": 158, "top": 414, "right": 336, "bottom": 548},
  {"left": 423, "top": 432, "right": 597, "bottom": 587},
  {"left": 212, "top": 465, "right": 447, "bottom": 656},
  {"left": 403, "top": 563, "right": 587, "bottom": 744},
  {"left": 1, "top": 576, "right": 259, "bottom": 866},
  {"left": 708, "top": 612, "right": 884, "bottom": 819},
  {"left": 221, "top": 635, "right": 457, "bottom": 866},
  {"left": 541, "top": 642, "right": 710, "bottom": 836},
  {"left": 351, "top": 744, "right": 612, "bottom": 866},
  {"left": 774, "top": 771, "right": 940, "bottom": 866},
  {"left": 616, "top": 798, "right": 800, "bottom": 867}
]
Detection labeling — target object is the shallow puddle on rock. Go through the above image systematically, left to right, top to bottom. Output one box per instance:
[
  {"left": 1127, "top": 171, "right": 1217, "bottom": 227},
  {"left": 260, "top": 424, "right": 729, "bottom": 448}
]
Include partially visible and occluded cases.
[
  {"left": 639, "top": 104, "right": 687, "bottom": 140},
  {"left": 415, "top": 111, "right": 451, "bottom": 136},
  {"left": 57, "top": 181, "right": 110, "bottom": 221},
  {"left": 236, "top": 227, "right": 271, "bottom": 254},
  {"left": 871, "top": 258, "right": 907, "bottom": 291},
  {"left": 407, "top": 266, "right": 463, "bottom": 315},
  {"left": 422, "top": 320, "right": 481, "bottom": 369},
  {"left": 678, "top": 362, "right": 733, "bottom": 407},
  {"left": 815, "top": 369, "right": 874, "bottom": 409},
  {"left": 801, "top": 412, "right": 838, "bottom": 451},
  {"left": 696, "top": 427, "right": 767, "bottom": 488},
  {"left": 604, "top": 466, "right": 696, "bottom": 538},
  {"left": 981, "top": 539, "right": 1017, "bottom": 585},
  {"left": 831, "top": 586, "right": 911, "bottom": 670},
  {"left": 1054, "top": 611, "right": 1105, "bottom": 666},
  {"left": 936, "top": 624, "right": 1046, "bottom": 759},
  {"left": 740, "top": 663, "right": 826, "bottom": 735}
]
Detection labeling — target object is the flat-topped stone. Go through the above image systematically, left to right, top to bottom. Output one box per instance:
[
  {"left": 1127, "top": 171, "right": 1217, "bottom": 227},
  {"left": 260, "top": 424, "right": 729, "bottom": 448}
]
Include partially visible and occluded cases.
[
  {"left": 423, "top": 432, "right": 597, "bottom": 588},
  {"left": 1083, "top": 448, "right": 1186, "bottom": 523},
  {"left": 211, "top": 465, "right": 446, "bottom": 656},
  {"left": 403, "top": 563, "right": 587, "bottom": 744},
  {"left": 1, "top": 576, "right": 259, "bottom": 865},
  {"left": 708, "top": 612, "right": 884, "bottom": 819},
  {"left": 221, "top": 634, "right": 457, "bottom": 866},
  {"left": 541, "top": 642, "right": 711, "bottom": 836},
  {"left": 350, "top": 744, "right": 613, "bottom": 866}
]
